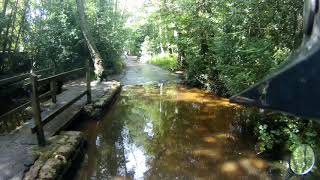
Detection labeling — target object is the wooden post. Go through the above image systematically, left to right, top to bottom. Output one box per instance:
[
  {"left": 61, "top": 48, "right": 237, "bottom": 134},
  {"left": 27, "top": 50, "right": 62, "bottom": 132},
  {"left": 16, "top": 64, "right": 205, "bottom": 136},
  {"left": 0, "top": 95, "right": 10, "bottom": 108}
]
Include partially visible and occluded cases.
[
  {"left": 86, "top": 59, "right": 92, "bottom": 104},
  {"left": 50, "top": 64, "right": 57, "bottom": 103},
  {"left": 30, "top": 73, "right": 46, "bottom": 146},
  {"left": 50, "top": 81, "right": 57, "bottom": 103}
]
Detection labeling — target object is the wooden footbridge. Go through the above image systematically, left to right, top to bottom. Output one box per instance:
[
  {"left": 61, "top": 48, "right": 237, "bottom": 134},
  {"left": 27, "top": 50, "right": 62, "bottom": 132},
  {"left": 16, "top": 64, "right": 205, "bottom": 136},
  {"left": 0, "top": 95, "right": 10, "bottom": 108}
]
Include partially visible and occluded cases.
[
  {"left": 0, "top": 61, "right": 118, "bottom": 179},
  {"left": 0, "top": 62, "right": 91, "bottom": 146}
]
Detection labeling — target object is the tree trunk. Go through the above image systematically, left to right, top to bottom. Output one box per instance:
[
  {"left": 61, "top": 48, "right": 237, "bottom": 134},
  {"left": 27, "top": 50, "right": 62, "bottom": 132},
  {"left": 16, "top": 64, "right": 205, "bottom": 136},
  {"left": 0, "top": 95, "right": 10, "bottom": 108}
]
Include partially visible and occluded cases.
[
  {"left": 0, "top": 0, "right": 9, "bottom": 36},
  {"left": 1, "top": 0, "right": 9, "bottom": 17},
  {"left": 2, "top": 0, "right": 19, "bottom": 53},
  {"left": 8, "top": 0, "right": 21, "bottom": 54},
  {"left": 14, "top": 0, "right": 29, "bottom": 52},
  {"left": 76, "top": 0, "right": 105, "bottom": 80},
  {"left": 177, "top": 32, "right": 186, "bottom": 68}
]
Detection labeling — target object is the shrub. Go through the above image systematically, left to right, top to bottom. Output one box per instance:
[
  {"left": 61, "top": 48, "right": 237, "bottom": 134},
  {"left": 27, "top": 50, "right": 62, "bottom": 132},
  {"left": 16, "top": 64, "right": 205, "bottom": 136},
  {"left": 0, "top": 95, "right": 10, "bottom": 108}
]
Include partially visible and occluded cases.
[{"left": 148, "top": 54, "right": 179, "bottom": 72}]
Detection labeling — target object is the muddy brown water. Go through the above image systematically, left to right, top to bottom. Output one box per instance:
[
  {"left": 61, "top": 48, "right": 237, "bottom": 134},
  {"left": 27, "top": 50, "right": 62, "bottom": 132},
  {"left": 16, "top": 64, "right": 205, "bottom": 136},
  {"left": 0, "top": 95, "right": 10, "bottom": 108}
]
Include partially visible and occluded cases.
[{"left": 73, "top": 83, "right": 292, "bottom": 180}]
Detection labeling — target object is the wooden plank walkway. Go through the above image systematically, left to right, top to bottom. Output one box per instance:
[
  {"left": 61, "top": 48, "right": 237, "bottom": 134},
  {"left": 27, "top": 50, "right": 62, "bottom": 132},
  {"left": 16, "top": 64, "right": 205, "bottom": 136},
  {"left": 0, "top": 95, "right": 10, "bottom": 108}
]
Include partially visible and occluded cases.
[{"left": 0, "top": 79, "right": 120, "bottom": 180}]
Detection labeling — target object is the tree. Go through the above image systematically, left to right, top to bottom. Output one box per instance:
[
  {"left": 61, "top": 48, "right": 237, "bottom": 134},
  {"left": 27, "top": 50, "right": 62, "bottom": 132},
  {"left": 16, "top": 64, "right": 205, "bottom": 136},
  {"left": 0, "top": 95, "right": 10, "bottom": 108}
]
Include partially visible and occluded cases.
[
  {"left": 0, "top": 0, "right": 127, "bottom": 78},
  {"left": 76, "top": 0, "right": 105, "bottom": 80},
  {"left": 128, "top": 0, "right": 303, "bottom": 96}
]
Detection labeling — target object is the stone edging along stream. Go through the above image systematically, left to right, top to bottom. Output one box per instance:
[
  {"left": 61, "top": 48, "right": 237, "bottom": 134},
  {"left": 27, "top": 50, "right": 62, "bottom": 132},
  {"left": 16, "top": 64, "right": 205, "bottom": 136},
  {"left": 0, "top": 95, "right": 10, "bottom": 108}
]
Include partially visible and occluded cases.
[
  {"left": 23, "top": 81, "right": 122, "bottom": 180},
  {"left": 82, "top": 81, "right": 122, "bottom": 119}
]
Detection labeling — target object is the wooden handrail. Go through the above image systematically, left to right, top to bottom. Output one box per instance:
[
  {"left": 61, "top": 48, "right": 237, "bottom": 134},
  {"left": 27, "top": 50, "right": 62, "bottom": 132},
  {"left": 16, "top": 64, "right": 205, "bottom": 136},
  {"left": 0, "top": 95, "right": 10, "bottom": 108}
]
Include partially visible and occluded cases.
[
  {"left": 29, "top": 62, "right": 91, "bottom": 146},
  {"left": 0, "top": 63, "right": 91, "bottom": 146},
  {"left": 0, "top": 67, "right": 53, "bottom": 86},
  {"left": 33, "top": 67, "right": 54, "bottom": 74},
  {"left": 38, "top": 67, "right": 85, "bottom": 84},
  {"left": 0, "top": 73, "right": 29, "bottom": 86},
  {"left": 0, "top": 90, "right": 54, "bottom": 122},
  {"left": 31, "top": 90, "right": 87, "bottom": 133},
  {"left": 0, "top": 101, "right": 30, "bottom": 122}
]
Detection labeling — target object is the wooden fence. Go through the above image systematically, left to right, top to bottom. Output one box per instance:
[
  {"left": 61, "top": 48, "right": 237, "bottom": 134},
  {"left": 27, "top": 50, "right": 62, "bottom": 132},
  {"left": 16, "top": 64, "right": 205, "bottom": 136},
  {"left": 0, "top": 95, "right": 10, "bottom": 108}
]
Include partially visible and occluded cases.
[
  {"left": 0, "top": 60, "right": 92, "bottom": 146},
  {"left": 0, "top": 67, "right": 55, "bottom": 128}
]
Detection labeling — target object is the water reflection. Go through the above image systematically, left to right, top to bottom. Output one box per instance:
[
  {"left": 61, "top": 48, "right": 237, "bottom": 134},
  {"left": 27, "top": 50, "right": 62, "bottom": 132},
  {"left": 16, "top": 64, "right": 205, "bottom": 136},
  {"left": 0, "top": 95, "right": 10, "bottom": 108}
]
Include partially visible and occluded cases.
[{"left": 77, "top": 84, "right": 277, "bottom": 180}]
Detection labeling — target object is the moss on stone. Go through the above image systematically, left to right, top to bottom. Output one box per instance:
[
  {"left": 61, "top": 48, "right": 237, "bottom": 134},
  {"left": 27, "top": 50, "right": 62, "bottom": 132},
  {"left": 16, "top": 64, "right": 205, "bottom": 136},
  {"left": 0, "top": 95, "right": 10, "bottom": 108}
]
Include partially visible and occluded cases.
[
  {"left": 83, "top": 84, "right": 121, "bottom": 119},
  {"left": 24, "top": 131, "right": 85, "bottom": 180}
]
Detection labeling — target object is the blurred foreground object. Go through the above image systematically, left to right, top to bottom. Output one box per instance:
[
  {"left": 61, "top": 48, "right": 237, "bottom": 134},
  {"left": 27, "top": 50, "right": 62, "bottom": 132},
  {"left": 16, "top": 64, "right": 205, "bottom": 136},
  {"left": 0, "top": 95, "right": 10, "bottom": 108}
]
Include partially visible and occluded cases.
[{"left": 230, "top": 0, "right": 320, "bottom": 119}]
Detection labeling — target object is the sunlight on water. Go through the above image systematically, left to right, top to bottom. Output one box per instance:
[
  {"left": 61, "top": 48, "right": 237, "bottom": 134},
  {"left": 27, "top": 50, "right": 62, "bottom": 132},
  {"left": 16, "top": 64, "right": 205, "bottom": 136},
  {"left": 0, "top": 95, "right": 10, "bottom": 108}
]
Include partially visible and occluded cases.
[{"left": 75, "top": 84, "right": 284, "bottom": 180}]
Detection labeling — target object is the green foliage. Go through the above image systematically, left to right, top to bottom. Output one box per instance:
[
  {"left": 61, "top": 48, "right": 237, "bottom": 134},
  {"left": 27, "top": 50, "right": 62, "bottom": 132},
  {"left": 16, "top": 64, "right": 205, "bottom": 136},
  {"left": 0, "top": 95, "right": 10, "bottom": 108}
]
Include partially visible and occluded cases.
[
  {"left": 0, "top": 0, "right": 128, "bottom": 76},
  {"left": 1, "top": 0, "right": 318, "bottom": 159},
  {"left": 87, "top": 0, "right": 128, "bottom": 75},
  {"left": 125, "top": 0, "right": 320, "bottom": 157},
  {"left": 129, "top": 0, "right": 303, "bottom": 96},
  {"left": 125, "top": 28, "right": 146, "bottom": 56},
  {"left": 148, "top": 54, "right": 178, "bottom": 71},
  {"left": 236, "top": 108, "right": 320, "bottom": 157},
  {"left": 254, "top": 114, "right": 319, "bottom": 156}
]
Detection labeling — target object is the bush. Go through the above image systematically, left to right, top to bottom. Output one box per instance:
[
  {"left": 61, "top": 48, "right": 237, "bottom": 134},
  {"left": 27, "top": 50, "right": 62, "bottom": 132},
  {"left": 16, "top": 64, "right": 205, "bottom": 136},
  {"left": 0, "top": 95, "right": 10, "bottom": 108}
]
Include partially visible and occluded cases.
[
  {"left": 148, "top": 54, "right": 178, "bottom": 72},
  {"left": 255, "top": 114, "right": 320, "bottom": 158}
]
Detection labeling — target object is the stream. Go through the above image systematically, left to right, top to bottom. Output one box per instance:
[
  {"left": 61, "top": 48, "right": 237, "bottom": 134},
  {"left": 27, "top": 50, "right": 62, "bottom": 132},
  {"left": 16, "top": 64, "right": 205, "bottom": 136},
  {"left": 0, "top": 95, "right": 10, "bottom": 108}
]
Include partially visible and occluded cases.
[{"left": 74, "top": 57, "right": 289, "bottom": 179}]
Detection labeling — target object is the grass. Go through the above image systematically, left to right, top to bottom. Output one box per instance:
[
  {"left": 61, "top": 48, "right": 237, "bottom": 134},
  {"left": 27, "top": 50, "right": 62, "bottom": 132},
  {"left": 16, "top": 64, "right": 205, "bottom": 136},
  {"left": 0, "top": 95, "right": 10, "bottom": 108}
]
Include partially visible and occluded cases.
[{"left": 148, "top": 54, "right": 178, "bottom": 72}]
